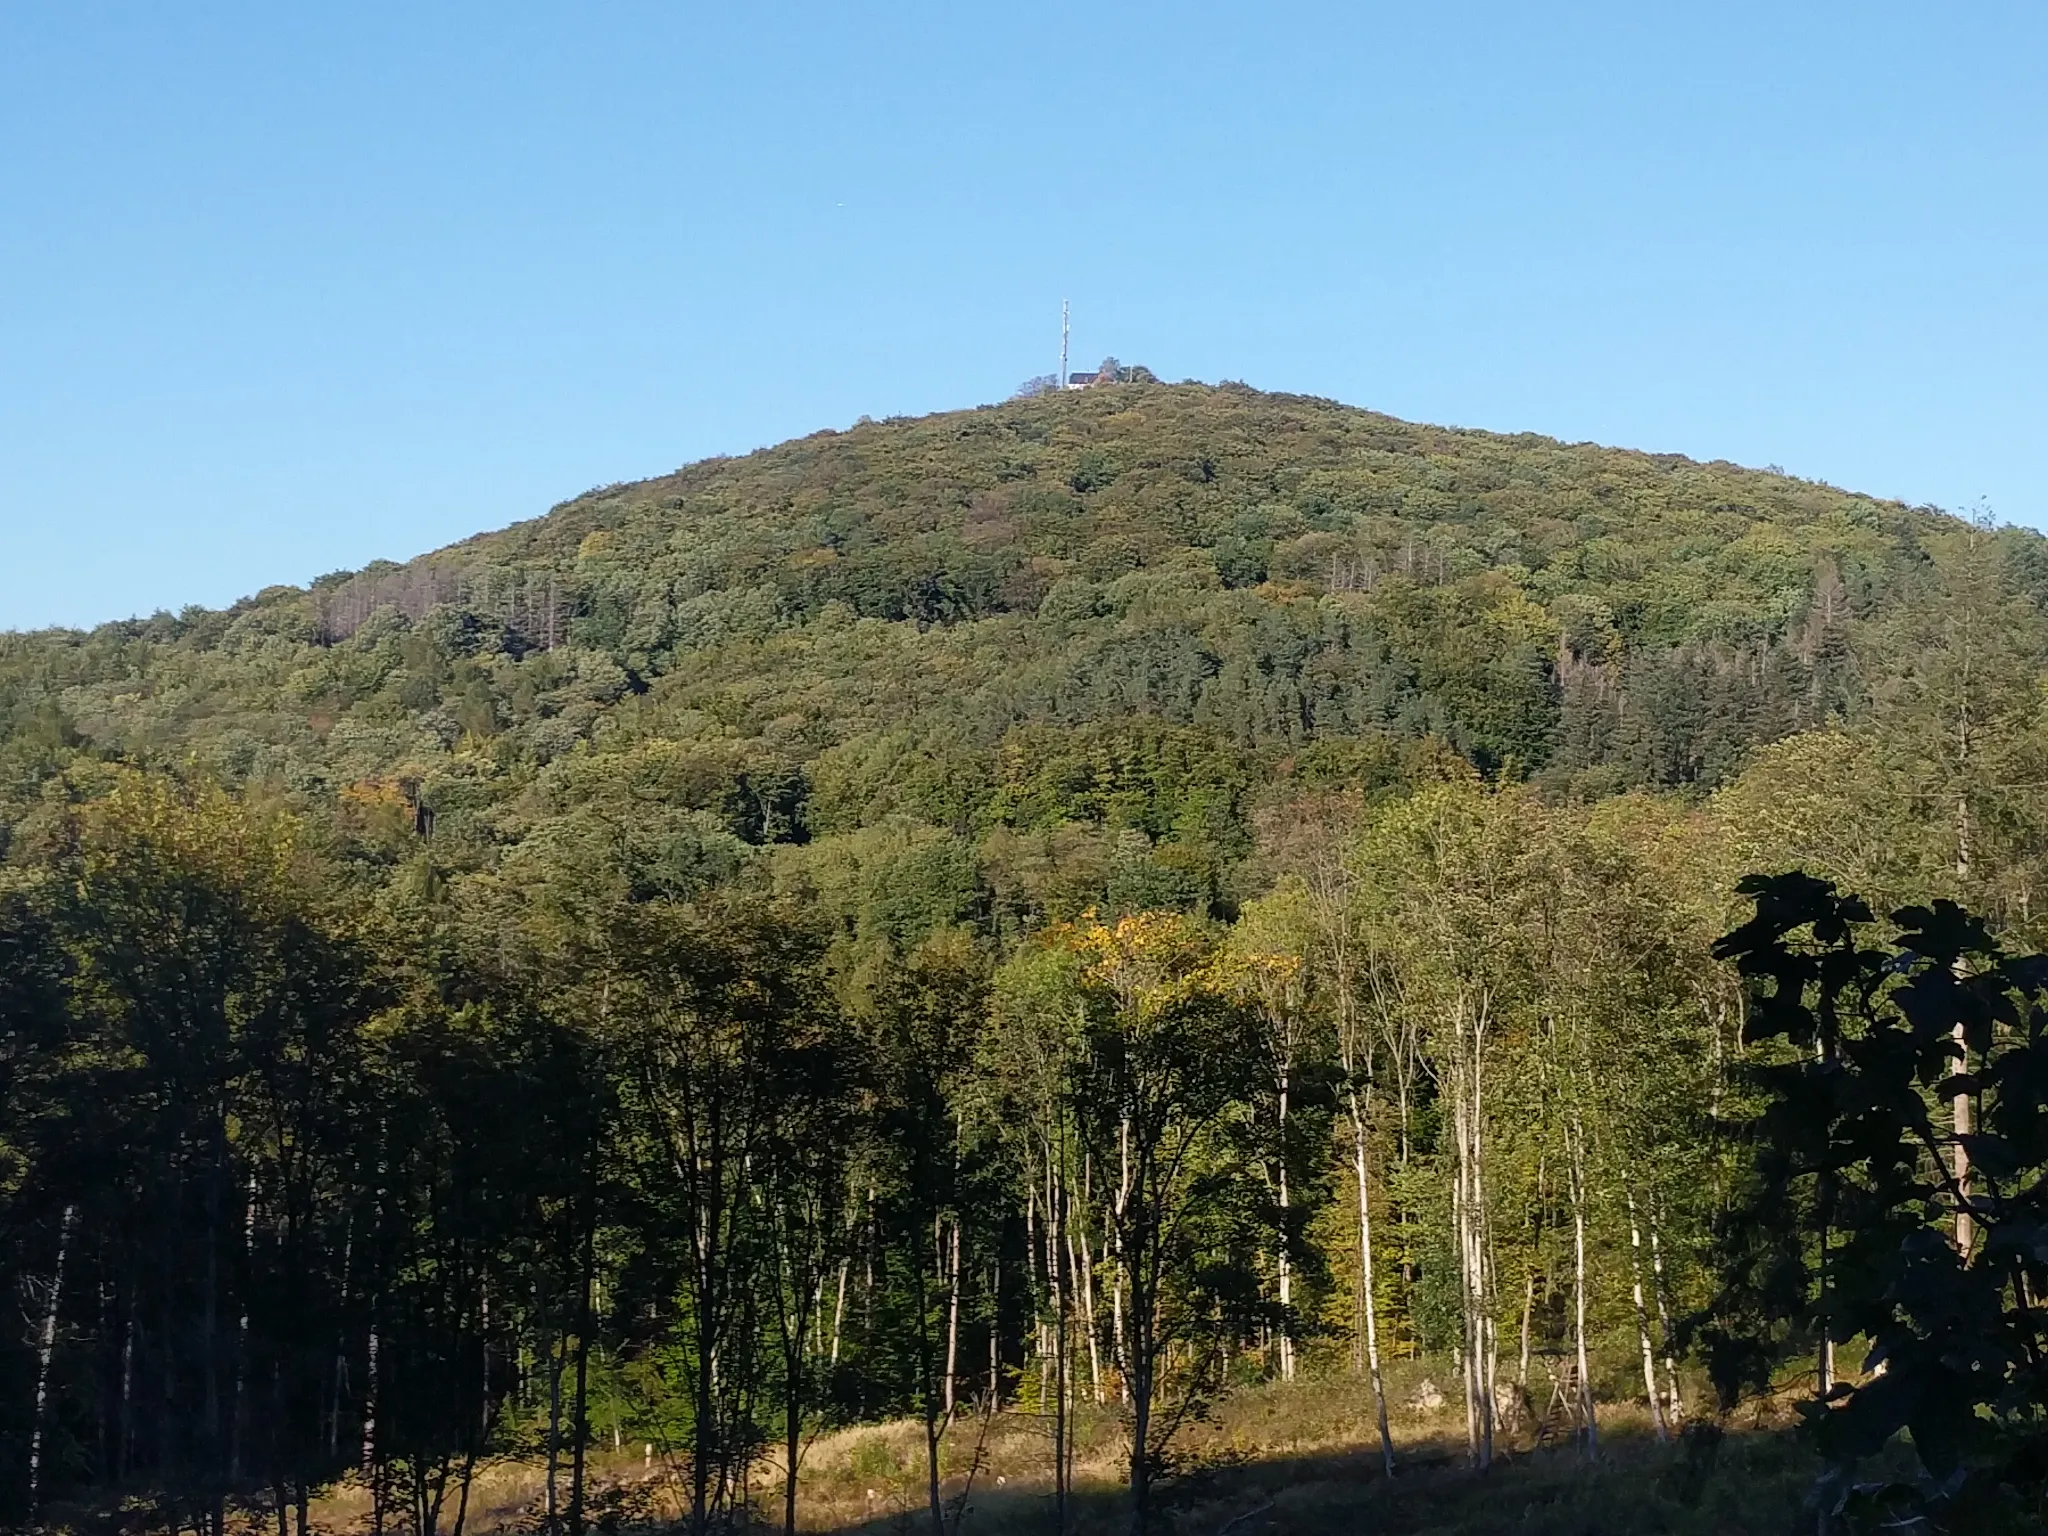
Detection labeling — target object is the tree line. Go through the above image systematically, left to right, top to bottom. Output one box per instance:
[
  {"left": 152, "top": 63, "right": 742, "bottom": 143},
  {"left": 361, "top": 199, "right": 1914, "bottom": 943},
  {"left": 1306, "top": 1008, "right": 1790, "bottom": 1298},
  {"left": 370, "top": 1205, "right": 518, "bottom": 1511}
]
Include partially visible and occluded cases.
[
  {"left": 5, "top": 517, "right": 2048, "bottom": 1534},
  {"left": 1, "top": 752, "right": 1835, "bottom": 1536}
]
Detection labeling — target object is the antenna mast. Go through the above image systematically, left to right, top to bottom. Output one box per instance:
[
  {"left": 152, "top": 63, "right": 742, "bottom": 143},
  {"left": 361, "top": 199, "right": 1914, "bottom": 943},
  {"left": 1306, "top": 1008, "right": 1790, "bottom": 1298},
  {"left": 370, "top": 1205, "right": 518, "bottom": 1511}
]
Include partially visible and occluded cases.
[{"left": 1060, "top": 299, "right": 1070, "bottom": 389}]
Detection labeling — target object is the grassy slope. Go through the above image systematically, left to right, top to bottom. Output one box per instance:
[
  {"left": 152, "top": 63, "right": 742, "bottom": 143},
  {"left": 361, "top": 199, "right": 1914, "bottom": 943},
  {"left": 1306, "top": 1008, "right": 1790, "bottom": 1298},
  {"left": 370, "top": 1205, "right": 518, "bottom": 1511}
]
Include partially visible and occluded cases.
[{"left": 315, "top": 1369, "right": 1833, "bottom": 1536}]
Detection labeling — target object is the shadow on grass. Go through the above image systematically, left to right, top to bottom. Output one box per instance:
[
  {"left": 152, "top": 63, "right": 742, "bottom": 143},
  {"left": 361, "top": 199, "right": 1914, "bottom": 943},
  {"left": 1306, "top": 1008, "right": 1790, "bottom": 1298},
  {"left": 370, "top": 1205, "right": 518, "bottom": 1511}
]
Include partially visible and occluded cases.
[
  {"left": 47, "top": 1407, "right": 1829, "bottom": 1535},
  {"left": 813, "top": 1424, "right": 1823, "bottom": 1536}
]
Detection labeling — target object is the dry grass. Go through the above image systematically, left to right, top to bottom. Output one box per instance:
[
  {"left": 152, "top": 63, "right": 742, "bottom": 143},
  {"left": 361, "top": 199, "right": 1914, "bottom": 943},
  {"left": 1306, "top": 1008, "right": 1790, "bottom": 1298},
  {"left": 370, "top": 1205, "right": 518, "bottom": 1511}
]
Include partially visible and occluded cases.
[
  {"left": 293, "top": 1363, "right": 1848, "bottom": 1536},
  {"left": 792, "top": 1375, "right": 1823, "bottom": 1536}
]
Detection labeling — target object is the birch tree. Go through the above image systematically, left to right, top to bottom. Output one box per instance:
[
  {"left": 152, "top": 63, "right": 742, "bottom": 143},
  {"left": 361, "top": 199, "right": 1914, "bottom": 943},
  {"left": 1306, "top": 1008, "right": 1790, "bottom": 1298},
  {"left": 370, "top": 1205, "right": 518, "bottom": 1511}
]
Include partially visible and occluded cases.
[
  {"left": 1352, "top": 783, "right": 1542, "bottom": 1468},
  {"left": 1289, "top": 823, "right": 1402, "bottom": 1474},
  {"left": 1223, "top": 895, "right": 1317, "bottom": 1386},
  {"left": 1062, "top": 912, "right": 1267, "bottom": 1536},
  {"left": 986, "top": 942, "right": 1089, "bottom": 1529}
]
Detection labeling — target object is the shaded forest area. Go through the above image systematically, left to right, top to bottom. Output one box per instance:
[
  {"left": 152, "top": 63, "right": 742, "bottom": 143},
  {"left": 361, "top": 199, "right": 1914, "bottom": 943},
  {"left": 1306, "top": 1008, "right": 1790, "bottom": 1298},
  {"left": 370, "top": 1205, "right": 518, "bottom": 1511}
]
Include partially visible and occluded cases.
[{"left": 6, "top": 385, "right": 2048, "bottom": 1533}]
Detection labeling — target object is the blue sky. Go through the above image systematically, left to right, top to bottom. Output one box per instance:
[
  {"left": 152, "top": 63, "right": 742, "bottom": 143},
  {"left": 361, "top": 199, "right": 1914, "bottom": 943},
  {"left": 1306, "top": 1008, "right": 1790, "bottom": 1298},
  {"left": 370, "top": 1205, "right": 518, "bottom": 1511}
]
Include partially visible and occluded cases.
[{"left": 2, "top": 2, "right": 2043, "bottom": 630}]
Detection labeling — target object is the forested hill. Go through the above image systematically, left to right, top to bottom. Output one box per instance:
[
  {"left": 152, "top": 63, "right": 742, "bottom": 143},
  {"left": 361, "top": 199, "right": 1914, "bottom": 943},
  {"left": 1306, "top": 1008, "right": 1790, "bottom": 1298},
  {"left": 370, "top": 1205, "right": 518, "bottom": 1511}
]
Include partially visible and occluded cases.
[
  {"left": 1, "top": 381, "right": 2038, "bottom": 915},
  {"left": 17, "top": 383, "right": 2048, "bottom": 1531}
]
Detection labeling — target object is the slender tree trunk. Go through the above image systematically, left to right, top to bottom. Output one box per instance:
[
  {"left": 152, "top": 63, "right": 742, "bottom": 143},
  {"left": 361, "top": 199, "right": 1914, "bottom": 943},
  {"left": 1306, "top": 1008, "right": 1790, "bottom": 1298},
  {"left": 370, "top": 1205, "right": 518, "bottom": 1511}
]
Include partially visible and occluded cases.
[
  {"left": 1952, "top": 791, "right": 1977, "bottom": 1256},
  {"left": 1454, "top": 1010, "right": 1494, "bottom": 1469},
  {"left": 1801, "top": 1019, "right": 1837, "bottom": 1405},
  {"left": 1954, "top": 1021, "right": 1976, "bottom": 1256},
  {"left": 1474, "top": 1048, "right": 1495, "bottom": 1471},
  {"left": 1276, "top": 1069, "right": 1294, "bottom": 1383},
  {"left": 1454, "top": 1078, "right": 1478, "bottom": 1463},
  {"left": 1458, "top": 1081, "right": 1474, "bottom": 1458},
  {"left": 1347, "top": 1094, "right": 1395, "bottom": 1477},
  {"left": 1113, "top": 1127, "right": 1131, "bottom": 1406},
  {"left": 1569, "top": 1127, "right": 1597, "bottom": 1458},
  {"left": 361, "top": 1140, "right": 388, "bottom": 1536},
  {"left": 204, "top": 1150, "right": 226, "bottom": 1530},
  {"left": 1520, "top": 1159, "right": 1546, "bottom": 1425},
  {"left": 1052, "top": 1162, "right": 1069, "bottom": 1536},
  {"left": 231, "top": 1170, "right": 258, "bottom": 1482},
  {"left": 862, "top": 1183, "right": 877, "bottom": 1358},
  {"left": 1625, "top": 1186, "right": 1668, "bottom": 1442},
  {"left": 569, "top": 1192, "right": 597, "bottom": 1536},
  {"left": 1646, "top": 1198, "right": 1682, "bottom": 1427},
  {"left": 27, "top": 1203, "right": 77, "bottom": 1520},
  {"left": 329, "top": 1213, "right": 353, "bottom": 1461},
  {"left": 1071, "top": 1216, "right": 1102, "bottom": 1404},
  {"left": 943, "top": 1217, "right": 962, "bottom": 1416},
  {"left": 1818, "top": 1240, "right": 1836, "bottom": 1400},
  {"left": 782, "top": 1247, "right": 811, "bottom": 1536},
  {"left": 829, "top": 1258, "right": 850, "bottom": 1366},
  {"left": 988, "top": 1262, "right": 1000, "bottom": 1405},
  {"left": 921, "top": 1270, "right": 945, "bottom": 1536},
  {"left": 1517, "top": 1270, "right": 1535, "bottom": 1401},
  {"left": 1126, "top": 1273, "right": 1153, "bottom": 1536},
  {"left": 480, "top": 1277, "right": 495, "bottom": 1461},
  {"left": 118, "top": 1299, "right": 135, "bottom": 1482},
  {"left": 1481, "top": 1301, "right": 1499, "bottom": 1466},
  {"left": 364, "top": 1306, "right": 384, "bottom": 1536},
  {"left": 544, "top": 1325, "right": 563, "bottom": 1536},
  {"left": 784, "top": 1400, "right": 802, "bottom": 1536},
  {"left": 452, "top": 1428, "right": 484, "bottom": 1536}
]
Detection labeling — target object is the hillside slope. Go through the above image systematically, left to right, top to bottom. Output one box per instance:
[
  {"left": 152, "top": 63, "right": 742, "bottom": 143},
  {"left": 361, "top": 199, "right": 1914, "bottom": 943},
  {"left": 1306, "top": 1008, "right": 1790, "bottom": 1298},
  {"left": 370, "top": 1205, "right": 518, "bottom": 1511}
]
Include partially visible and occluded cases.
[{"left": 0, "top": 382, "right": 2029, "bottom": 911}]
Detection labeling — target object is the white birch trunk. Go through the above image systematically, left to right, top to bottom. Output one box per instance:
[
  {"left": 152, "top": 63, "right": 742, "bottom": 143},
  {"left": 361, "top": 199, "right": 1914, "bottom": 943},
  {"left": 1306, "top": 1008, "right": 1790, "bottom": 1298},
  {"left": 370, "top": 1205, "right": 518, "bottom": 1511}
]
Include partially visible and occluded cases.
[
  {"left": 1954, "top": 1019, "right": 1975, "bottom": 1255},
  {"left": 1453, "top": 1033, "right": 1488, "bottom": 1468},
  {"left": 1472, "top": 1033, "right": 1494, "bottom": 1469},
  {"left": 1810, "top": 1034, "right": 1837, "bottom": 1401},
  {"left": 1276, "top": 1071, "right": 1294, "bottom": 1383},
  {"left": 1348, "top": 1092, "right": 1394, "bottom": 1477},
  {"left": 1568, "top": 1122, "right": 1598, "bottom": 1458},
  {"left": 1112, "top": 1125, "right": 1131, "bottom": 1406},
  {"left": 1049, "top": 1152, "right": 1071, "bottom": 1523},
  {"left": 231, "top": 1169, "right": 257, "bottom": 1480},
  {"left": 1625, "top": 1186, "right": 1668, "bottom": 1441},
  {"left": 1646, "top": 1199, "right": 1682, "bottom": 1427},
  {"left": 27, "top": 1203, "right": 75, "bottom": 1518},
  {"left": 943, "top": 1217, "right": 962, "bottom": 1416},
  {"left": 1068, "top": 1218, "right": 1099, "bottom": 1404},
  {"left": 830, "top": 1258, "right": 850, "bottom": 1366},
  {"left": 1517, "top": 1269, "right": 1535, "bottom": 1401},
  {"left": 362, "top": 1321, "right": 381, "bottom": 1476}
]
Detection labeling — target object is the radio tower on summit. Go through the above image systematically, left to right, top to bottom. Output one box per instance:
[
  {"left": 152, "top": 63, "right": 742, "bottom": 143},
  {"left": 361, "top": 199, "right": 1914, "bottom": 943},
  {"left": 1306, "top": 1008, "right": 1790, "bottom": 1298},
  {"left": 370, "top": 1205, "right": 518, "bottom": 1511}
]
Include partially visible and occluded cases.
[{"left": 1060, "top": 299, "right": 1070, "bottom": 390}]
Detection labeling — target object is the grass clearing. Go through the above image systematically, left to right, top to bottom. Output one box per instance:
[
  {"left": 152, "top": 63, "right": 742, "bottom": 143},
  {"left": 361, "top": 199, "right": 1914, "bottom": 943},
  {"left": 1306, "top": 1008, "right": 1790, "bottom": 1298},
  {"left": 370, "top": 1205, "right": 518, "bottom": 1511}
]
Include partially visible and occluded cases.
[{"left": 303, "top": 1369, "right": 1846, "bottom": 1535}]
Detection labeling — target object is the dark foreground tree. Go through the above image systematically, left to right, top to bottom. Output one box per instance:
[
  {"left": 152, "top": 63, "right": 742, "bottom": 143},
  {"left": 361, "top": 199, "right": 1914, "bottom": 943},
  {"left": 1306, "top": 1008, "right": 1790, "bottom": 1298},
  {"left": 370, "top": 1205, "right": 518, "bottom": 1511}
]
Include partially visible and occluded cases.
[{"left": 1708, "top": 872, "right": 2048, "bottom": 1533}]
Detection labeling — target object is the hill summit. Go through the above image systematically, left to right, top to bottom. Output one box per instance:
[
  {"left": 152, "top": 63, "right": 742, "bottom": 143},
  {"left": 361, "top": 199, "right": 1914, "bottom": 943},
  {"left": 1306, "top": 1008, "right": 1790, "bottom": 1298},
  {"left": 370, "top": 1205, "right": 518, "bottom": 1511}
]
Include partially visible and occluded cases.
[{"left": 0, "top": 381, "right": 2018, "bottom": 907}]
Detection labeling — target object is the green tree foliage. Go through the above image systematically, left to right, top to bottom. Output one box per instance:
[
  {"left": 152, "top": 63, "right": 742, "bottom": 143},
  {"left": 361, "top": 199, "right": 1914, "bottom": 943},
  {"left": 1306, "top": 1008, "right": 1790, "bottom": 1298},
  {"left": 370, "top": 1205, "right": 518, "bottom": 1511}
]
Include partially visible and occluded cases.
[
  {"left": 0, "top": 384, "right": 2017, "bottom": 913},
  {"left": 12, "top": 388, "right": 2048, "bottom": 1534},
  {"left": 1711, "top": 874, "right": 2048, "bottom": 1532},
  {"left": 1061, "top": 914, "right": 1270, "bottom": 1534}
]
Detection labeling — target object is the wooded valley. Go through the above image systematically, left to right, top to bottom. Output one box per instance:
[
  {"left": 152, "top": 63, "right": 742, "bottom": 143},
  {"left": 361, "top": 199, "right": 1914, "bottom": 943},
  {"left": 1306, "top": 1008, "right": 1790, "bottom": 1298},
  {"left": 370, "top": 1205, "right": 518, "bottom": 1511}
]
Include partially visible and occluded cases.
[{"left": 5, "top": 383, "right": 2048, "bottom": 1533}]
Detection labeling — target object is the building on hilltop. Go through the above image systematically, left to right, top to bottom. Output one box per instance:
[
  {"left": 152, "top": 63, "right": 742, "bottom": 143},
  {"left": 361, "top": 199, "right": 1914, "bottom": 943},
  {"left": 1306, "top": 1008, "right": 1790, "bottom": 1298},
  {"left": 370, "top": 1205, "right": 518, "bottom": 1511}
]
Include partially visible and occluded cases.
[
  {"left": 1013, "top": 333, "right": 1154, "bottom": 398},
  {"left": 1066, "top": 356, "right": 1141, "bottom": 390},
  {"left": 1011, "top": 357, "right": 1117, "bottom": 397}
]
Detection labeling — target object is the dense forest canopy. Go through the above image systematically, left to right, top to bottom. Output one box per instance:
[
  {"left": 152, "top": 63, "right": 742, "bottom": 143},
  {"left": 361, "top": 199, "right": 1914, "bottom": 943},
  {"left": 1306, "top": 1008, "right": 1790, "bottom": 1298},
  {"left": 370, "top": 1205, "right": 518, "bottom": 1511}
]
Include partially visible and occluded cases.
[
  {"left": 5, "top": 382, "right": 2043, "bottom": 919},
  {"left": 8, "top": 382, "right": 2048, "bottom": 1533}
]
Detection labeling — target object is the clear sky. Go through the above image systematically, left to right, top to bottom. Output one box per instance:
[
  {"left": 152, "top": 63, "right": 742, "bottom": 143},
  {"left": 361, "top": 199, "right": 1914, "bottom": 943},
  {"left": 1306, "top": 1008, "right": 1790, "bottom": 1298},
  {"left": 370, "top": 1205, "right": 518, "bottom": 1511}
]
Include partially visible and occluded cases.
[{"left": 2, "top": 2, "right": 2043, "bottom": 631}]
